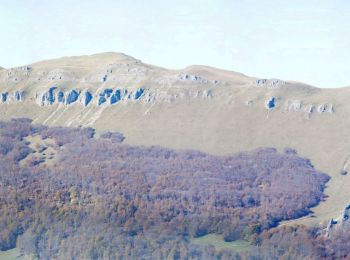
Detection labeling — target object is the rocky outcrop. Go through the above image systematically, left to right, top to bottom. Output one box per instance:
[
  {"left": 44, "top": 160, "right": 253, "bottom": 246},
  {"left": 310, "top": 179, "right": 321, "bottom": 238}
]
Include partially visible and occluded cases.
[
  {"left": 177, "top": 73, "right": 218, "bottom": 85},
  {"left": 178, "top": 73, "right": 207, "bottom": 83},
  {"left": 101, "top": 75, "right": 108, "bottom": 82},
  {"left": 256, "top": 79, "right": 286, "bottom": 88},
  {"left": 0, "top": 83, "right": 337, "bottom": 120},
  {"left": 30, "top": 87, "right": 147, "bottom": 107},
  {"left": 38, "top": 87, "right": 56, "bottom": 106},
  {"left": 36, "top": 88, "right": 80, "bottom": 106},
  {"left": 97, "top": 88, "right": 139, "bottom": 106},
  {"left": 98, "top": 88, "right": 113, "bottom": 105},
  {"left": 134, "top": 88, "right": 145, "bottom": 100},
  {"left": 110, "top": 89, "right": 122, "bottom": 104},
  {"left": 66, "top": 90, "right": 80, "bottom": 105},
  {"left": 0, "top": 91, "right": 25, "bottom": 103},
  {"left": 14, "top": 91, "right": 23, "bottom": 101},
  {"left": 57, "top": 91, "right": 65, "bottom": 103},
  {"left": 82, "top": 91, "right": 93, "bottom": 107},
  {"left": 1, "top": 92, "right": 8, "bottom": 102},
  {"left": 259, "top": 97, "right": 336, "bottom": 118},
  {"left": 265, "top": 97, "right": 276, "bottom": 109},
  {"left": 246, "top": 100, "right": 253, "bottom": 106},
  {"left": 286, "top": 100, "right": 303, "bottom": 111},
  {"left": 318, "top": 104, "right": 334, "bottom": 114},
  {"left": 325, "top": 205, "right": 350, "bottom": 237},
  {"left": 340, "top": 205, "right": 350, "bottom": 223}
]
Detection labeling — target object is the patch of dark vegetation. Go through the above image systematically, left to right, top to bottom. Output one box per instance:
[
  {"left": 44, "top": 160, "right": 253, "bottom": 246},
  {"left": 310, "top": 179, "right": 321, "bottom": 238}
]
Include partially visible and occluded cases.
[
  {"left": 0, "top": 118, "right": 341, "bottom": 259},
  {"left": 100, "top": 131, "right": 125, "bottom": 143},
  {"left": 340, "top": 170, "right": 348, "bottom": 176}
]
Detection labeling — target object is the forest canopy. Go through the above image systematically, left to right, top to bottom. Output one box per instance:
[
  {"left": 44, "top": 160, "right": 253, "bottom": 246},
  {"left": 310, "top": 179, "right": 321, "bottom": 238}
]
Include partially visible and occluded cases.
[{"left": 0, "top": 118, "right": 343, "bottom": 259}]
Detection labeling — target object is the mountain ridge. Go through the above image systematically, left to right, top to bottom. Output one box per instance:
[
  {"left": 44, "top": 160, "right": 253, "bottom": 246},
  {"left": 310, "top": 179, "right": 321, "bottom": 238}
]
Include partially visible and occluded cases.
[
  {"left": 0, "top": 52, "right": 326, "bottom": 89},
  {"left": 1, "top": 52, "right": 350, "bottom": 227},
  {"left": 5, "top": 52, "right": 350, "bottom": 90}
]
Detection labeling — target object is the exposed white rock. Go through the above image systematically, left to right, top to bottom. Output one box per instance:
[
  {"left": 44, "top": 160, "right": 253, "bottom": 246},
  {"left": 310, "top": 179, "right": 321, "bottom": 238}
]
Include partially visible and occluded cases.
[
  {"left": 21, "top": 66, "right": 31, "bottom": 71},
  {"left": 177, "top": 73, "right": 211, "bottom": 84},
  {"left": 101, "top": 75, "right": 108, "bottom": 82},
  {"left": 256, "top": 79, "right": 286, "bottom": 88},
  {"left": 256, "top": 79, "right": 267, "bottom": 86},
  {"left": 0, "top": 82, "right": 337, "bottom": 123},
  {"left": 43, "top": 87, "right": 56, "bottom": 106},
  {"left": 65, "top": 90, "right": 80, "bottom": 105},
  {"left": 79, "top": 90, "right": 93, "bottom": 107},
  {"left": 202, "top": 90, "right": 212, "bottom": 98},
  {"left": 13, "top": 91, "right": 25, "bottom": 102},
  {"left": 1, "top": 92, "right": 8, "bottom": 103},
  {"left": 143, "top": 92, "right": 154, "bottom": 103},
  {"left": 265, "top": 97, "right": 276, "bottom": 109},
  {"left": 246, "top": 100, "right": 253, "bottom": 106},
  {"left": 290, "top": 100, "right": 303, "bottom": 111},
  {"left": 305, "top": 104, "right": 315, "bottom": 114},
  {"left": 318, "top": 104, "right": 334, "bottom": 114},
  {"left": 318, "top": 104, "right": 326, "bottom": 113},
  {"left": 328, "top": 104, "right": 334, "bottom": 113},
  {"left": 325, "top": 205, "right": 350, "bottom": 237},
  {"left": 339, "top": 205, "right": 350, "bottom": 223},
  {"left": 326, "top": 218, "right": 338, "bottom": 236}
]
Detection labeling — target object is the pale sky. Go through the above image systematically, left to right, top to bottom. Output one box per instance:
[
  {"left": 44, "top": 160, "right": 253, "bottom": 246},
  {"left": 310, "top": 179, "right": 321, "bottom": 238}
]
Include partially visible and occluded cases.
[{"left": 1, "top": 0, "right": 350, "bottom": 88}]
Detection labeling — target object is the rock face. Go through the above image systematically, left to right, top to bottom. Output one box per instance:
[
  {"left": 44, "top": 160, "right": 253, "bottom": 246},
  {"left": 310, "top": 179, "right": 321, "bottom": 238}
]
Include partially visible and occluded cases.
[
  {"left": 177, "top": 72, "right": 219, "bottom": 85},
  {"left": 256, "top": 79, "right": 286, "bottom": 88},
  {"left": 0, "top": 85, "right": 336, "bottom": 119},
  {"left": 31, "top": 87, "right": 147, "bottom": 107},
  {"left": 38, "top": 87, "right": 56, "bottom": 106},
  {"left": 134, "top": 87, "right": 144, "bottom": 100},
  {"left": 110, "top": 89, "right": 121, "bottom": 104},
  {"left": 66, "top": 90, "right": 80, "bottom": 105},
  {"left": 14, "top": 91, "right": 24, "bottom": 101},
  {"left": 57, "top": 91, "right": 65, "bottom": 103},
  {"left": 83, "top": 91, "right": 93, "bottom": 107},
  {"left": 1, "top": 92, "right": 8, "bottom": 102},
  {"left": 266, "top": 97, "right": 276, "bottom": 109},
  {"left": 286, "top": 100, "right": 303, "bottom": 111},
  {"left": 318, "top": 103, "right": 334, "bottom": 114},
  {"left": 325, "top": 205, "right": 350, "bottom": 237},
  {"left": 340, "top": 205, "right": 350, "bottom": 223}
]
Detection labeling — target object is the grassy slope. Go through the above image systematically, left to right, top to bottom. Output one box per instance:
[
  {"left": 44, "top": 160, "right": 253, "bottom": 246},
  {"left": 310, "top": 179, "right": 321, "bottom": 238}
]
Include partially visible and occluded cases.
[
  {"left": 191, "top": 234, "right": 252, "bottom": 253},
  {"left": 0, "top": 248, "right": 24, "bottom": 260}
]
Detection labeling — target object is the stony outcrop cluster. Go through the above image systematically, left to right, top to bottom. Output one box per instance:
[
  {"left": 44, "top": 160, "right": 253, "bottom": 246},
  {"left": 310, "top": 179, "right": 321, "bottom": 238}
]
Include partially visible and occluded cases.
[
  {"left": 2, "top": 66, "right": 32, "bottom": 83},
  {"left": 177, "top": 73, "right": 219, "bottom": 85},
  {"left": 256, "top": 79, "right": 286, "bottom": 88},
  {"left": 0, "top": 86, "right": 336, "bottom": 119},
  {"left": 0, "top": 86, "right": 216, "bottom": 107},
  {"left": 0, "top": 87, "right": 146, "bottom": 107},
  {"left": 35, "top": 87, "right": 146, "bottom": 107},
  {"left": 0, "top": 91, "right": 25, "bottom": 103},
  {"left": 262, "top": 97, "right": 334, "bottom": 116},
  {"left": 265, "top": 97, "right": 276, "bottom": 109},
  {"left": 326, "top": 205, "right": 350, "bottom": 237}
]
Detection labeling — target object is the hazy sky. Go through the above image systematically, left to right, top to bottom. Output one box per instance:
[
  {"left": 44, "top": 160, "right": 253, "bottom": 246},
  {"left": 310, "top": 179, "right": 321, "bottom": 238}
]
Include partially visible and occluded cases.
[{"left": 1, "top": 0, "right": 350, "bottom": 87}]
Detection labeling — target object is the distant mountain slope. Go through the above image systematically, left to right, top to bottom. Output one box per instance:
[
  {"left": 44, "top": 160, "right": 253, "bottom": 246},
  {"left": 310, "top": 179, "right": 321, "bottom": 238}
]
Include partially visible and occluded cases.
[{"left": 0, "top": 52, "right": 350, "bottom": 226}]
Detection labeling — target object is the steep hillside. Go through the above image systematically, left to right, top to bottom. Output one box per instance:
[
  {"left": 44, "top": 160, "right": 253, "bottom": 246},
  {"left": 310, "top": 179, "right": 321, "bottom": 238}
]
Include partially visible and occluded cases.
[
  {"left": 1, "top": 52, "right": 350, "bottom": 225},
  {"left": 0, "top": 119, "right": 330, "bottom": 259}
]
